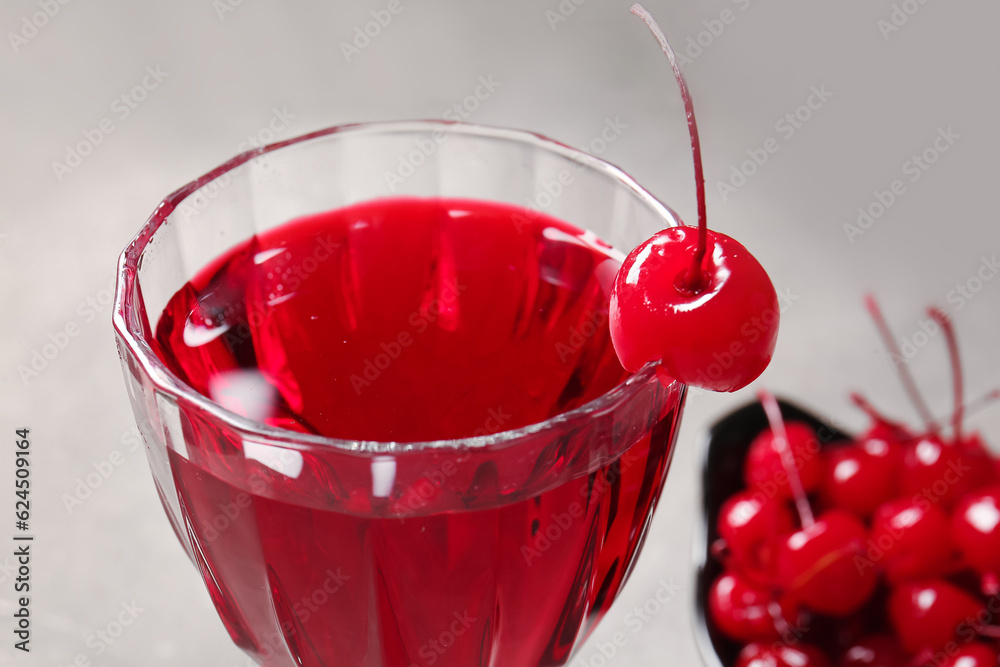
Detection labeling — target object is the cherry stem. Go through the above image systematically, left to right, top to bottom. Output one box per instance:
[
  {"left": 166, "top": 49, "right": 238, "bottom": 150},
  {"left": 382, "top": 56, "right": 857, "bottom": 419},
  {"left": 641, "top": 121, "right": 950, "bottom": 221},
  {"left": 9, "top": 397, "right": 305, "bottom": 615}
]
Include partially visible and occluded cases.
[
  {"left": 630, "top": 3, "right": 708, "bottom": 293},
  {"left": 864, "top": 294, "right": 937, "bottom": 432},
  {"left": 928, "top": 307, "right": 964, "bottom": 441},
  {"left": 854, "top": 388, "right": 1000, "bottom": 436},
  {"left": 926, "top": 388, "right": 1000, "bottom": 436},
  {"left": 759, "top": 389, "right": 815, "bottom": 528},
  {"left": 849, "top": 392, "right": 908, "bottom": 436}
]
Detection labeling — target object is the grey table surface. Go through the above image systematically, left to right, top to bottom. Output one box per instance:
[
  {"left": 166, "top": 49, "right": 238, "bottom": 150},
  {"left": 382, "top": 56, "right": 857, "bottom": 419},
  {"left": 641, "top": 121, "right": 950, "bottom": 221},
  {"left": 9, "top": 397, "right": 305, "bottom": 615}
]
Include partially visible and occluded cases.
[{"left": 1, "top": 0, "right": 999, "bottom": 665}]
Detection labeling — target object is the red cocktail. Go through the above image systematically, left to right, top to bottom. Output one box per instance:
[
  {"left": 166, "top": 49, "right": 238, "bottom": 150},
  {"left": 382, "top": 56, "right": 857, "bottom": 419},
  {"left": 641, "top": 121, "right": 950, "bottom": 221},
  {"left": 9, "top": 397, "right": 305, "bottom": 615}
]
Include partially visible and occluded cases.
[{"left": 114, "top": 122, "right": 687, "bottom": 666}]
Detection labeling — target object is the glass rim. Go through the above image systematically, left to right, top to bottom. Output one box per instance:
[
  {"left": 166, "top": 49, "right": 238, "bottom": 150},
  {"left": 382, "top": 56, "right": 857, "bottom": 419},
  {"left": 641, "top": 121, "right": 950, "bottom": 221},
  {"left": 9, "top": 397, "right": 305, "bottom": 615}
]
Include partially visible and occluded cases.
[{"left": 113, "top": 119, "right": 684, "bottom": 455}]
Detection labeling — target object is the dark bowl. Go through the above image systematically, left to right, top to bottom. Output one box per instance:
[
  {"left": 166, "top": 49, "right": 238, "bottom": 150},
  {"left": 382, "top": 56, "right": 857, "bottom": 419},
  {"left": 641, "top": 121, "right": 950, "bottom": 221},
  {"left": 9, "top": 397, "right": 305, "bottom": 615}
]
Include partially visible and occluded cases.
[{"left": 693, "top": 398, "right": 854, "bottom": 667}]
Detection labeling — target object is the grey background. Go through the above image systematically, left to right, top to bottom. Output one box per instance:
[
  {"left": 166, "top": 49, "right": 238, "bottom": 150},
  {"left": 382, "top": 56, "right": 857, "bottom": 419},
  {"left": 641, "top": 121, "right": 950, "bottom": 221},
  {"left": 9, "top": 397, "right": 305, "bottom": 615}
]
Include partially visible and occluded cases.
[{"left": 1, "top": 0, "right": 999, "bottom": 665}]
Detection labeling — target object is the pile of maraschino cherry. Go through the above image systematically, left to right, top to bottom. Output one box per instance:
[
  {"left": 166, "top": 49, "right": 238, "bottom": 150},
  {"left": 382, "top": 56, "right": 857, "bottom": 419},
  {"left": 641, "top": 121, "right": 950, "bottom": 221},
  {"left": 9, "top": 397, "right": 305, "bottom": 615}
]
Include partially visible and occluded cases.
[{"left": 707, "top": 299, "right": 1000, "bottom": 667}]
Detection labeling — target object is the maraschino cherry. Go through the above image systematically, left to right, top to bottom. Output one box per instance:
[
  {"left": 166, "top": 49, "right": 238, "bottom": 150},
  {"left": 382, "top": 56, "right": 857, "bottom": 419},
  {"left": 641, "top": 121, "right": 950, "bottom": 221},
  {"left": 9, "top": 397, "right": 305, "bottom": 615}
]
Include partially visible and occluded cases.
[
  {"left": 609, "top": 4, "right": 779, "bottom": 392},
  {"left": 864, "top": 300, "right": 992, "bottom": 507},
  {"left": 928, "top": 307, "right": 998, "bottom": 495},
  {"left": 758, "top": 391, "right": 877, "bottom": 617},
  {"left": 849, "top": 392, "right": 911, "bottom": 446},
  {"left": 744, "top": 421, "right": 823, "bottom": 500},
  {"left": 899, "top": 434, "right": 971, "bottom": 508},
  {"left": 819, "top": 435, "right": 902, "bottom": 518},
  {"left": 952, "top": 485, "right": 1000, "bottom": 592},
  {"left": 714, "top": 490, "right": 795, "bottom": 586},
  {"left": 868, "top": 497, "right": 954, "bottom": 583},
  {"left": 775, "top": 508, "right": 876, "bottom": 617},
  {"left": 708, "top": 571, "right": 781, "bottom": 642},
  {"left": 886, "top": 579, "right": 982, "bottom": 654},
  {"left": 836, "top": 635, "right": 907, "bottom": 667},
  {"left": 736, "top": 641, "right": 830, "bottom": 667},
  {"left": 938, "top": 643, "right": 999, "bottom": 667}
]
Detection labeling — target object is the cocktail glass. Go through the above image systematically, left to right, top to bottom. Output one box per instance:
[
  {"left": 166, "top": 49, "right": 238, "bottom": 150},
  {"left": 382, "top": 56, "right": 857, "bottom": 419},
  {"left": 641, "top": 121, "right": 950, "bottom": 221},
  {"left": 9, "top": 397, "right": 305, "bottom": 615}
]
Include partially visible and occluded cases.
[{"left": 113, "top": 121, "right": 687, "bottom": 666}]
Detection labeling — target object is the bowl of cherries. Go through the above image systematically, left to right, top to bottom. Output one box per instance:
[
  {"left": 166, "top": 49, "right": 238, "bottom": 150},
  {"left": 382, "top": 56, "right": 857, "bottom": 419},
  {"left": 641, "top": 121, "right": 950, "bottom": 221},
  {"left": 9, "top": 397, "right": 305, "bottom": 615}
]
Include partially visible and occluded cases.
[{"left": 695, "top": 298, "right": 1000, "bottom": 667}]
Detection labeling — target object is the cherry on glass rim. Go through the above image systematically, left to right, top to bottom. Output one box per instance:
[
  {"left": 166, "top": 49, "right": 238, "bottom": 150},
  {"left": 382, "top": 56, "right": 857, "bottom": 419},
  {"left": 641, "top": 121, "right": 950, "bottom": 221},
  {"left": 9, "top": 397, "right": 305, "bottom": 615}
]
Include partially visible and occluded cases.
[{"left": 609, "top": 4, "right": 779, "bottom": 392}]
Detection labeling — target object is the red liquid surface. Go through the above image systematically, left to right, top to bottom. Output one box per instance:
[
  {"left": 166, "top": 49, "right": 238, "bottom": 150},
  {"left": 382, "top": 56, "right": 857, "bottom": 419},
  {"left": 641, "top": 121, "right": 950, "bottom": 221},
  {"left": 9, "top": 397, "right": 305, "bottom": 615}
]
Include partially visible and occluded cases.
[{"left": 153, "top": 198, "right": 682, "bottom": 666}]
